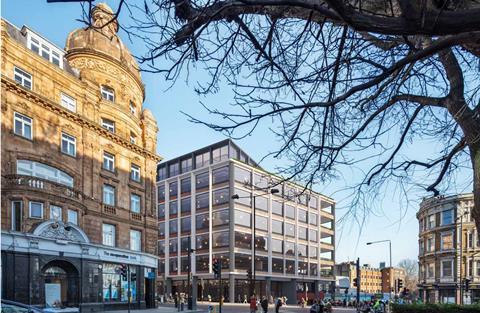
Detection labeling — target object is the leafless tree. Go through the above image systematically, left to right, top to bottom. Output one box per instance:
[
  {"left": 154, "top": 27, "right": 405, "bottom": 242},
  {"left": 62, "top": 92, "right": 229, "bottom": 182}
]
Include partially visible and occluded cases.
[
  {"left": 78, "top": 1, "right": 480, "bottom": 228},
  {"left": 397, "top": 258, "right": 419, "bottom": 294}
]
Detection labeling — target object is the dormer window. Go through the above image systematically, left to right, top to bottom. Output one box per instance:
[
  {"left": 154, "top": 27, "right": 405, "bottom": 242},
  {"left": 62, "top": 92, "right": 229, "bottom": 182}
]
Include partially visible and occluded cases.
[
  {"left": 27, "top": 31, "right": 64, "bottom": 68},
  {"left": 101, "top": 85, "right": 115, "bottom": 102},
  {"left": 129, "top": 101, "right": 136, "bottom": 115},
  {"left": 101, "top": 118, "right": 115, "bottom": 133}
]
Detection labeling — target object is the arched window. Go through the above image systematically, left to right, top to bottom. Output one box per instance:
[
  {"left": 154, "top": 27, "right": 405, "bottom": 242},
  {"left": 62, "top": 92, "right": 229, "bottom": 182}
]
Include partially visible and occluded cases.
[
  {"left": 101, "top": 85, "right": 115, "bottom": 102},
  {"left": 17, "top": 160, "right": 73, "bottom": 187}
]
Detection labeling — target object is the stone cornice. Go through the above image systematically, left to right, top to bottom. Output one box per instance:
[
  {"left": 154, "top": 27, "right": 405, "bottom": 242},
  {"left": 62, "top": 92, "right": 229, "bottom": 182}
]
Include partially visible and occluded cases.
[{"left": 2, "top": 76, "right": 161, "bottom": 162}]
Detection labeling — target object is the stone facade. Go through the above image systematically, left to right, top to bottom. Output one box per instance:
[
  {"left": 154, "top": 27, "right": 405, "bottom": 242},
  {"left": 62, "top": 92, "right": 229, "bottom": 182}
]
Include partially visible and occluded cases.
[
  {"left": 1, "top": 4, "right": 160, "bottom": 254},
  {"left": 1, "top": 4, "right": 162, "bottom": 310},
  {"left": 417, "top": 193, "right": 478, "bottom": 304}
]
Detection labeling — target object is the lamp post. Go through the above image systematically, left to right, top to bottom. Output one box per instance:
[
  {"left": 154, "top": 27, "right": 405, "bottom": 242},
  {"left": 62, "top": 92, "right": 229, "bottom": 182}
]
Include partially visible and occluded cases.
[
  {"left": 232, "top": 187, "right": 279, "bottom": 298},
  {"left": 456, "top": 210, "right": 469, "bottom": 305},
  {"left": 366, "top": 240, "right": 392, "bottom": 298}
]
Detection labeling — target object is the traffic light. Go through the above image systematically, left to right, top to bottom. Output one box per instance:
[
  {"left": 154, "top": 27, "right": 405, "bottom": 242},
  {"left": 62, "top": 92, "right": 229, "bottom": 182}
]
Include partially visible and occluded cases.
[
  {"left": 213, "top": 258, "right": 221, "bottom": 279},
  {"left": 120, "top": 264, "right": 128, "bottom": 280},
  {"left": 247, "top": 269, "right": 252, "bottom": 280},
  {"left": 130, "top": 272, "right": 137, "bottom": 281},
  {"left": 353, "top": 278, "right": 358, "bottom": 287},
  {"left": 465, "top": 278, "right": 471, "bottom": 291},
  {"left": 397, "top": 279, "right": 403, "bottom": 290}
]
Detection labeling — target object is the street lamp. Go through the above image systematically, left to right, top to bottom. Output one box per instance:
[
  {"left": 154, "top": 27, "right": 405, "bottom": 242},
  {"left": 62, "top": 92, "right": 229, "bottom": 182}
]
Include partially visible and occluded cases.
[
  {"left": 232, "top": 187, "right": 279, "bottom": 298},
  {"left": 366, "top": 240, "right": 392, "bottom": 297}
]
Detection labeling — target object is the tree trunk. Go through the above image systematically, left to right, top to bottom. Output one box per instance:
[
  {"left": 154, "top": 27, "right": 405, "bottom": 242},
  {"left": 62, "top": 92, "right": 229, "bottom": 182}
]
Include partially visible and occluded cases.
[{"left": 470, "top": 143, "right": 480, "bottom": 232}]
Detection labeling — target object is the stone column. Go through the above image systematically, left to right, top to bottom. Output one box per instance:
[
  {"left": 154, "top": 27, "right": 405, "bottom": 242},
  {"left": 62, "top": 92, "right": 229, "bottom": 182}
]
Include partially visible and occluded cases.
[
  {"left": 229, "top": 274, "right": 235, "bottom": 303},
  {"left": 192, "top": 276, "right": 198, "bottom": 310},
  {"left": 266, "top": 277, "right": 272, "bottom": 302},
  {"left": 166, "top": 278, "right": 172, "bottom": 296},
  {"left": 286, "top": 279, "right": 297, "bottom": 305}
]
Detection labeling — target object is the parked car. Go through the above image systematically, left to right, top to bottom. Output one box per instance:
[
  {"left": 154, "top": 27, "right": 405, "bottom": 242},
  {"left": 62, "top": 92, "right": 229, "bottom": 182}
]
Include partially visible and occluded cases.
[{"left": 1, "top": 300, "right": 43, "bottom": 313}]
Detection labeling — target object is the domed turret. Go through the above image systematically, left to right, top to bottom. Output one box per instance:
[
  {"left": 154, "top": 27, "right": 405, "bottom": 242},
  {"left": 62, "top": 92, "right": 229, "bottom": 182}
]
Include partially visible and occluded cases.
[
  {"left": 65, "top": 3, "right": 144, "bottom": 104},
  {"left": 65, "top": 3, "right": 141, "bottom": 85}
]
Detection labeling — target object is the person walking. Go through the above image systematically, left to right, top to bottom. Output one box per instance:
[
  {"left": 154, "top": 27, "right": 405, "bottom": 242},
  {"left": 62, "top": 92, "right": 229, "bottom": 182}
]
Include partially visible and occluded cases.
[
  {"left": 174, "top": 292, "right": 179, "bottom": 309},
  {"left": 250, "top": 295, "right": 258, "bottom": 313},
  {"left": 261, "top": 296, "right": 268, "bottom": 313},
  {"left": 275, "top": 297, "right": 282, "bottom": 313}
]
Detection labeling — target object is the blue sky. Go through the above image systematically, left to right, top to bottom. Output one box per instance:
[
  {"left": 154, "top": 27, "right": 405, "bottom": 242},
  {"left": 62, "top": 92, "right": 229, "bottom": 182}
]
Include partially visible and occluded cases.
[{"left": 3, "top": 0, "right": 471, "bottom": 267}]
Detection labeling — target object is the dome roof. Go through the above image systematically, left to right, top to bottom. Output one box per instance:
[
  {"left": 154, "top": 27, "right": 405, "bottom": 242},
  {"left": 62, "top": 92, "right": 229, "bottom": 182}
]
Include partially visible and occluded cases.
[{"left": 65, "top": 3, "right": 141, "bottom": 83}]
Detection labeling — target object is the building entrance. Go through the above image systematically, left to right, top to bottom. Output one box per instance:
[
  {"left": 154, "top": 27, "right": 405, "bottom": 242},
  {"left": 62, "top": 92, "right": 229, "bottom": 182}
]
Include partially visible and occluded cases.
[{"left": 42, "top": 260, "right": 79, "bottom": 308}]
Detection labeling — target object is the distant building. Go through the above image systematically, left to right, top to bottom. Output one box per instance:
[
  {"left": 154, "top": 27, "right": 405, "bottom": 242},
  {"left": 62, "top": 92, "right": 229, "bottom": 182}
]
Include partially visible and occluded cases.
[
  {"left": 156, "top": 139, "right": 336, "bottom": 303},
  {"left": 417, "top": 193, "right": 476, "bottom": 304},
  {"left": 334, "top": 262, "right": 382, "bottom": 294},
  {"left": 381, "top": 267, "right": 406, "bottom": 293}
]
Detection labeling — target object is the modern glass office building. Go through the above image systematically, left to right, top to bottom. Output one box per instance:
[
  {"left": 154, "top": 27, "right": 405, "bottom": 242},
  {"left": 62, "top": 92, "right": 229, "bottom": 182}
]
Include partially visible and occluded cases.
[{"left": 156, "top": 140, "right": 335, "bottom": 303}]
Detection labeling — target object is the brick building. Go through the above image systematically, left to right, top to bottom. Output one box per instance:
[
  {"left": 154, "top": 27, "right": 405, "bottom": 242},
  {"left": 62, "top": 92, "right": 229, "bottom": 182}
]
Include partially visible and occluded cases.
[{"left": 1, "top": 3, "right": 160, "bottom": 311}]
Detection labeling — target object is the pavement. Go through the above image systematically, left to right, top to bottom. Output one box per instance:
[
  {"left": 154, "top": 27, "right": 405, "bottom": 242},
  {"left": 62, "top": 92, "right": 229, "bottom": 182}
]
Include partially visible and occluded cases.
[{"left": 107, "top": 303, "right": 357, "bottom": 313}]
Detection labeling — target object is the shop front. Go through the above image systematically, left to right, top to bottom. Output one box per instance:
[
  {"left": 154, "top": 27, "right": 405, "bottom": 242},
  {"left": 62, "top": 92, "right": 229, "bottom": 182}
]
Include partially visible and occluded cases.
[{"left": 1, "top": 221, "right": 157, "bottom": 312}]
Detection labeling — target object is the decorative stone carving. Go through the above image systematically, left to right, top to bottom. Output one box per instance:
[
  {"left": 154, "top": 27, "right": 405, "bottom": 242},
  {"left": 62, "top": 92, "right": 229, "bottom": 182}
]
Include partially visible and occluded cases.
[
  {"left": 69, "top": 57, "right": 129, "bottom": 86},
  {"left": 33, "top": 220, "right": 90, "bottom": 243}
]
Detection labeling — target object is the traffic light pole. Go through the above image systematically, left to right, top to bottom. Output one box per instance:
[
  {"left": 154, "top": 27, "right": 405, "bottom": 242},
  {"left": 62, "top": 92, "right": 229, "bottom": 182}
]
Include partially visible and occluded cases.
[
  {"left": 252, "top": 194, "right": 256, "bottom": 298},
  {"left": 356, "top": 258, "right": 360, "bottom": 309},
  {"left": 219, "top": 259, "right": 223, "bottom": 313},
  {"left": 127, "top": 264, "right": 131, "bottom": 313}
]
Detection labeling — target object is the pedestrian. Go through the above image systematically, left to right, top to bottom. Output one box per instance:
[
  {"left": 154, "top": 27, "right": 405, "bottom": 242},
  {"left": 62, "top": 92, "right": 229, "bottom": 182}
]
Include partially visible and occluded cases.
[
  {"left": 174, "top": 292, "right": 179, "bottom": 309},
  {"left": 180, "top": 293, "right": 185, "bottom": 311},
  {"left": 244, "top": 294, "right": 248, "bottom": 304},
  {"left": 250, "top": 295, "right": 258, "bottom": 313},
  {"left": 261, "top": 296, "right": 268, "bottom": 313},
  {"left": 275, "top": 297, "right": 282, "bottom": 313}
]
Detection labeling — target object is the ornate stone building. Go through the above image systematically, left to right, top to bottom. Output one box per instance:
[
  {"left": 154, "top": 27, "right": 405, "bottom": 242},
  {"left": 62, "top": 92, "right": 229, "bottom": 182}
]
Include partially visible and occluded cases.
[
  {"left": 1, "top": 3, "right": 160, "bottom": 311},
  {"left": 417, "top": 193, "right": 477, "bottom": 304}
]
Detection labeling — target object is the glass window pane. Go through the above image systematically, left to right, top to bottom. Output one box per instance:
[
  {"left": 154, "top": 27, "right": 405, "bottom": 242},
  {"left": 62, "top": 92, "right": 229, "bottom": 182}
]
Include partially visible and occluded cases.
[
  {"left": 212, "top": 166, "right": 229, "bottom": 185},
  {"left": 234, "top": 166, "right": 251, "bottom": 185},
  {"left": 196, "top": 172, "right": 209, "bottom": 190},
  {"left": 181, "top": 178, "right": 191, "bottom": 194},
  {"left": 213, "top": 188, "right": 229, "bottom": 206},
  {"left": 196, "top": 193, "right": 209, "bottom": 211},
  {"left": 212, "top": 209, "right": 230, "bottom": 227},
  {"left": 234, "top": 210, "right": 251, "bottom": 228},
  {"left": 196, "top": 213, "right": 209, "bottom": 231},
  {"left": 255, "top": 215, "right": 268, "bottom": 231},
  {"left": 272, "top": 220, "right": 283, "bottom": 235},
  {"left": 212, "top": 231, "right": 229, "bottom": 248},
  {"left": 235, "top": 232, "right": 252, "bottom": 249}
]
